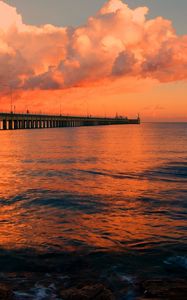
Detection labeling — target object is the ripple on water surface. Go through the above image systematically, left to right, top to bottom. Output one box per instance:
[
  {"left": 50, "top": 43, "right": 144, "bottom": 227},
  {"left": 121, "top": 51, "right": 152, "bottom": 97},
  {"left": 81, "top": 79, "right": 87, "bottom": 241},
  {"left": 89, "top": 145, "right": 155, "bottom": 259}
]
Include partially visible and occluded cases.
[{"left": 0, "top": 123, "right": 186, "bottom": 277}]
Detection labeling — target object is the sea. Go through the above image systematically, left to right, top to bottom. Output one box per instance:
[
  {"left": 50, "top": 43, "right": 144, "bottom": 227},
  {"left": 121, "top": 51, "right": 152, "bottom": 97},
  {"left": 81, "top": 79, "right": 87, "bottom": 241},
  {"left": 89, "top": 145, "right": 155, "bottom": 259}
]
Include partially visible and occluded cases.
[{"left": 0, "top": 123, "right": 186, "bottom": 299}]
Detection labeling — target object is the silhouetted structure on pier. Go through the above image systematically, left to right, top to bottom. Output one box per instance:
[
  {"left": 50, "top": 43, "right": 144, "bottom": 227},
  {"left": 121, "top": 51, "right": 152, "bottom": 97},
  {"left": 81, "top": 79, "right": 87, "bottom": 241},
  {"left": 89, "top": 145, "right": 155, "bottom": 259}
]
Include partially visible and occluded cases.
[{"left": 0, "top": 112, "right": 140, "bottom": 130}]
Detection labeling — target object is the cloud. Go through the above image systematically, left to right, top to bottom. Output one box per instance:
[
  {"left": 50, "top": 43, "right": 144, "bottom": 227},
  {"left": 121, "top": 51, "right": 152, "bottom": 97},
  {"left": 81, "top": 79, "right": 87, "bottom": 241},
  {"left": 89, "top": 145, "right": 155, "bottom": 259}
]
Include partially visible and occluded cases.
[
  {"left": 0, "top": 0, "right": 187, "bottom": 96},
  {"left": 0, "top": 0, "right": 24, "bottom": 32},
  {"left": 112, "top": 51, "right": 137, "bottom": 76}
]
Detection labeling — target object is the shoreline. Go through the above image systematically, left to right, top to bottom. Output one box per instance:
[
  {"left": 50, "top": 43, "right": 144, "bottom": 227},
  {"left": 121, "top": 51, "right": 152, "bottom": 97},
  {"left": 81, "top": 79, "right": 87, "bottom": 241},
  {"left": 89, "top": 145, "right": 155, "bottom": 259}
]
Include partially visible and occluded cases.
[{"left": 0, "top": 272, "right": 187, "bottom": 300}]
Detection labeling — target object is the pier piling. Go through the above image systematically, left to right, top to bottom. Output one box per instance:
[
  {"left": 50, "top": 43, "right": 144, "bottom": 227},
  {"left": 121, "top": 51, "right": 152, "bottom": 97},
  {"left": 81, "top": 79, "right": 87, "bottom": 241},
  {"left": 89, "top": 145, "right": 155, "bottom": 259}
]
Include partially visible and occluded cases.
[{"left": 0, "top": 113, "right": 140, "bottom": 130}]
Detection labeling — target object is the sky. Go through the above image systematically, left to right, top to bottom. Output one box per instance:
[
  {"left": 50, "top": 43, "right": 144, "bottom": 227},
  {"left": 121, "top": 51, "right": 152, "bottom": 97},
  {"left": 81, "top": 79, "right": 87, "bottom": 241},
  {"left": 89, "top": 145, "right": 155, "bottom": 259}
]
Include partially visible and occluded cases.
[
  {"left": 0, "top": 0, "right": 187, "bottom": 121},
  {"left": 5, "top": 0, "right": 187, "bottom": 35}
]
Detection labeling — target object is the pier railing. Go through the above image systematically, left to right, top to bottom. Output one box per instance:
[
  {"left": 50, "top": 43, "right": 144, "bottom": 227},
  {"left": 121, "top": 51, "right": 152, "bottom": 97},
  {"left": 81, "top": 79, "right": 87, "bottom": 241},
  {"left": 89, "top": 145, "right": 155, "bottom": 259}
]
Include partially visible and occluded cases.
[{"left": 0, "top": 112, "right": 140, "bottom": 130}]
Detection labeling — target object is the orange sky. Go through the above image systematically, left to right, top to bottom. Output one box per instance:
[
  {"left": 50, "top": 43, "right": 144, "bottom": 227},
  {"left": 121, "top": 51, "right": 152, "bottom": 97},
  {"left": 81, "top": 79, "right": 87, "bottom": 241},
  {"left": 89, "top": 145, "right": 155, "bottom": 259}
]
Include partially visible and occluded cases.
[{"left": 0, "top": 0, "right": 187, "bottom": 121}]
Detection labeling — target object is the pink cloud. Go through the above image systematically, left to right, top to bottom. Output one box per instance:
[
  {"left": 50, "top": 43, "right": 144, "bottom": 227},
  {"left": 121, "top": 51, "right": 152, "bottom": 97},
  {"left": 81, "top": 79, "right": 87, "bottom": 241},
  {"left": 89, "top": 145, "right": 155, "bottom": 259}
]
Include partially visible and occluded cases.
[{"left": 0, "top": 0, "right": 187, "bottom": 96}]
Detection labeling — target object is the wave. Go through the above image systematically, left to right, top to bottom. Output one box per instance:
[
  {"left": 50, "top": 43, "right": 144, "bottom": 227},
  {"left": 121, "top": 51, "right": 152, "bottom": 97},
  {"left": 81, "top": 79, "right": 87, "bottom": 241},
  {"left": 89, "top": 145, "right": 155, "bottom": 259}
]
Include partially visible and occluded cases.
[{"left": 164, "top": 256, "right": 187, "bottom": 272}]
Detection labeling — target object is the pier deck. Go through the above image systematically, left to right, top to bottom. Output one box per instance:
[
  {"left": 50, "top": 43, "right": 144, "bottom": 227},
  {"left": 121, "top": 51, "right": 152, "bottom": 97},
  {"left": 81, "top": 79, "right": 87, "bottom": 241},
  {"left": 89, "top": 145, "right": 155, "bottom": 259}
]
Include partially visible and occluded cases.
[{"left": 0, "top": 113, "right": 140, "bottom": 130}]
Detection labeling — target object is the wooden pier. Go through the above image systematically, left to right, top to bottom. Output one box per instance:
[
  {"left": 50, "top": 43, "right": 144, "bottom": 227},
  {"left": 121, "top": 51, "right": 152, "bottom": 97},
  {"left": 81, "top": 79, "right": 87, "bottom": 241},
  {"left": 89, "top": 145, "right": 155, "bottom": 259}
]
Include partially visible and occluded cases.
[{"left": 0, "top": 112, "right": 140, "bottom": 130}]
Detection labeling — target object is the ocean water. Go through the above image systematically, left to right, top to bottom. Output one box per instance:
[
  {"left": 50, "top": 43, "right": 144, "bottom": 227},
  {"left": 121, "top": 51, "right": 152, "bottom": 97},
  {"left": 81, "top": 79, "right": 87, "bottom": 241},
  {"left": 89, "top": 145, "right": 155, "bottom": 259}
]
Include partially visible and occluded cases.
[{"left": 0, "top": 123, "right": 187, "bottom": 297}]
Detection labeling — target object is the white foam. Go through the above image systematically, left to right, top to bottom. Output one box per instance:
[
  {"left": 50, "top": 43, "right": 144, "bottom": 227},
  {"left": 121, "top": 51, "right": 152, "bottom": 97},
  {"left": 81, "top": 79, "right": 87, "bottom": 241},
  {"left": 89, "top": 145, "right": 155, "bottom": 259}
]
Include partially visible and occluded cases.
[
  {"left": 164, "top": 256, "right": 187, "bottom": 270},
  {"left": 119, "top": 274, "right": 135, "bottom": 284},
  {"left": 14, "top": 283, "right": 59, "bottom": 300}
]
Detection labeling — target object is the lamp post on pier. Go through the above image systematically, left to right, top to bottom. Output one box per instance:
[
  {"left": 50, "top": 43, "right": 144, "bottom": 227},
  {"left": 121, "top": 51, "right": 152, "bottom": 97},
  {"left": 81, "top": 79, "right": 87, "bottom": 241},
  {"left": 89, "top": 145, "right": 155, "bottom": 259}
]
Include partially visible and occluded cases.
[{"left": 10, "top": 86, "right": 13, "bottom": 114}]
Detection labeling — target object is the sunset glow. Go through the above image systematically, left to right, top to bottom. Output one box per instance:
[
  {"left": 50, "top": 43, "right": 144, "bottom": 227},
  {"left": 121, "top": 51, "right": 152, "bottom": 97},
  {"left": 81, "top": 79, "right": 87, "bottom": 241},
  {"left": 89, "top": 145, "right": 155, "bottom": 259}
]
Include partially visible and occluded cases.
[
  {"left": 0, "top": 0, "right": 187, "bottom": 120},
  {"left": 0, "top": 2, "right": 187, "bottom": 297}
]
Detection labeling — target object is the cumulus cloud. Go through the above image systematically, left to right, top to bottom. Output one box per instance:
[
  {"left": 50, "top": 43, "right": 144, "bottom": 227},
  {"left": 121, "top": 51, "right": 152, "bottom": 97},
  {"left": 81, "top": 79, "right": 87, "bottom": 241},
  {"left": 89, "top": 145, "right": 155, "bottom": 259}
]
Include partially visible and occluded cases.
[
  {"left": 0, "top": 0, "right": 187, "bottom": 95},
  {"left": 0, "top": 0, "right": 24, "bottom": 31}
]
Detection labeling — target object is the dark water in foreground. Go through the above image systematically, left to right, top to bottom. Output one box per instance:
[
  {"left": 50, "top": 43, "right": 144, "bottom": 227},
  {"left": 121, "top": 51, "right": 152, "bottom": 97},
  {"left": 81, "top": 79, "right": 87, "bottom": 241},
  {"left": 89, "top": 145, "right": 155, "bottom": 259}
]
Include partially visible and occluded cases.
[{"left": 0, "top": 123, "right": 187, "bottom": 298}]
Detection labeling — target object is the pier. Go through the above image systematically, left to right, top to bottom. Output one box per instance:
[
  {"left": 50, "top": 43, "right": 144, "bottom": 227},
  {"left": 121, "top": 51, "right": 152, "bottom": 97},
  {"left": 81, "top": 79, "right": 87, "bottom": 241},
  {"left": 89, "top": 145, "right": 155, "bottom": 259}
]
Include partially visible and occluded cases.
[{"left": 0, "top": 112, "right": 140, "bottom": 130}]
